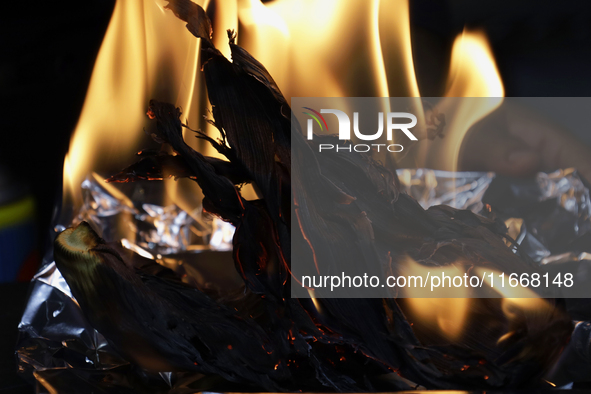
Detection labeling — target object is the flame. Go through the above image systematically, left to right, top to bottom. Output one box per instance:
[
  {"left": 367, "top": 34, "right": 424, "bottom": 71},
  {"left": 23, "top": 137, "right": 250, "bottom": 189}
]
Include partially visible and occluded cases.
[
  {"left": 62, "top": 0, "right": 508, "bottom": 342},
  {"left": 62, "top": 0, "right": 429, "bottom": 215},
  {"left": 63, "top": 0, "right": 203, "bottom": 211},
  {"left": 208, "top": 0, "right": 238, "bottom": 60},
  {"left": 239, "top": 0, "right": 408, "bottom": 100},
  {"left": 64, "top": 1, "right": 504, "bottom": 206},
  {"left": 240, "top": 4, "right": 502, "bottom": 171},
  {"left": 417, "top": 30, "right": 504, "bottom": 170},
  {"left": 445, "top": 30, "right": 504, "bottom": 98},
  {"left": 400, "top": 31, "right": 503, "bottom": 339},
  {"left": 504, "top": 218, "right": 524, "bottom": 246},
  {"left": 400, "top": 257, "right": 469, "bottom": 341},
  {"left": 403, "top": 262, "right": 554, "bottom": 345},
  {"left": 475, "top": 267, "right": 559, "bottom": 350},
  {"left": 476, "top": 267, "right": 549, "bottom": 304},
  {"left": 307, "top": 288, "right": 323, "bottom": 314}
]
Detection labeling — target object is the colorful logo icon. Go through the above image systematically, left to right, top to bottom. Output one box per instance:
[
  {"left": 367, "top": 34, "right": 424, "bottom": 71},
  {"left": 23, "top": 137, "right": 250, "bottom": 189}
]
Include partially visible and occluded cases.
[{"left": 302, "top": 107, "right": 328, "bottom": 133}]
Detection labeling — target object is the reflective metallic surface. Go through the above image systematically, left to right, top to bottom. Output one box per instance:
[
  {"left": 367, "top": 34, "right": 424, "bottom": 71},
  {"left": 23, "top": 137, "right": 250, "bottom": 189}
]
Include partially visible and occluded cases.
[
  {"left": 398, "top": 168, "right": 591, "bottom": 266},
  {"left": 16, "top": 169, "right": 591, "bottom": 391},
  {"left": 397, "top": 169, "right": 495, "bottom": 212},
  {"left": 17, "top": 176, "right": 234, "bottom": 391}
]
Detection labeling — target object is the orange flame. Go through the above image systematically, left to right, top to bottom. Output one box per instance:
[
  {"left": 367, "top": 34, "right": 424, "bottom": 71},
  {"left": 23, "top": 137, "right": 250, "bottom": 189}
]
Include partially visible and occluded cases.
[
  {"left": 63, "top": 0, "right": 509, "bottom": 341},
  {"left": 63, "top": 0, "right": 203, "bottom": 210},
  {"left": 238, "top": 0, "right": 419, "bottom": 103},
  {"left": 64, "top": 1, "right": 503, "bottom": 204},
  {"left": 417, "top": 30, "right": 504, "bottom": 170},
  {"left": 400, "top": 257, "right": 470, "bottom": 341}
]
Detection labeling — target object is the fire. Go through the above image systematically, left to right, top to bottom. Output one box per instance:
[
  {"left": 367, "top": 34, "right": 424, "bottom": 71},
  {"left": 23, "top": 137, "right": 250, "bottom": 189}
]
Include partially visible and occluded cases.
[
  {"left": 63, "top": 0, "right": 507, "bottom": 343},
  {"left": 63, "top": 0, "right": 203, "bottom": 211},
  {"left": 64, "top": 0, "right": 503, "bottom": 205},
  {"left": 237, "top": 0, "right": 420, "bottom": 122},
  {"left": 239, "top": 3, "right": 502, "bottom": 170},
  {"left": 417, "top": 30, "right": 504, "bottom": 171},
  {"left": 445, "top": 30, "right": 504, "bottom": 98},
  {"left": 399, "top": 257, "right": 469, "bottom": 341},
  {"left": 401, "top": 262, "right": 557, "bottom": 347},
  {"left": 475, "top": 267, "right": 561, "bottom": 354}
]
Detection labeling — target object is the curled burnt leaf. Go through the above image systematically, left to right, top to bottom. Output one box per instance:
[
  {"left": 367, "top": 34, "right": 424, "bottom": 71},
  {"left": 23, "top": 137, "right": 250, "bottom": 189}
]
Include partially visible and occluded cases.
[
  {"left": 164, "top": 0, "right": 213, "bottom": 49},
  {"left": 168, "top": 1, "right": 291, "bottom": 226},
  {"left": 227, "top": 30, "right": 291, "bottom": 121},
  {"left": 54, "top": 223, "right": 283, "bottom": 385}
]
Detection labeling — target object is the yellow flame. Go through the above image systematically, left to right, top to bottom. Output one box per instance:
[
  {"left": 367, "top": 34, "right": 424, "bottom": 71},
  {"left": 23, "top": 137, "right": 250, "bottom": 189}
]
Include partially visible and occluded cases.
[
  {"left": 61, "top": 0, "right": 516, "bottom": 345},
  {"left": 63, "top": 0, "right": 203, "bottom": 210},
  {"left": 64, "top": 0, "right": 431, "bottom": 213},
  {"left": 64, "top": 0, "right": 147, "bottom": 207},
  {"left": 208, "top": 0, "right": 238, "bottom": 60},
  {"left": 236, "top": 0, "right": 424, "bottom": 159},
  {"left": 239, "top": 0, "right": 411, "bottom": 99},
  {"left": 377, "top": 0, "right": 421, "bottom": 98},
  {"left": 64, "top": 1, "right": 505, "bottom": 211},
  {"left": 241, "top": 4, "right": 501, "bottom": 170},
  {"left": 417, "top": 30, "right": 504, "bottom": 171},
  {"left": 445, "top": 30, "right": 504, "bottom": 98},
  {"left": 440, "top": 31, "right": 504, "bottom": 171},
  {"left": 400, "top": 32, "right": 505, "bottom": 341},
  {"left": 504, "top": 217, "right": 523, "bottom": 246},
  {"left": 400, "top": 257, "right": 469, "bottom": 341},
  {"left": 475, "top": 266, "right": 558, "bottom": 349},
  {"left": 476, "top": 267, "right": 543, "bottom": 300},
  {"left": 307, "top": 288, "right": 323, "bottom": 314}
]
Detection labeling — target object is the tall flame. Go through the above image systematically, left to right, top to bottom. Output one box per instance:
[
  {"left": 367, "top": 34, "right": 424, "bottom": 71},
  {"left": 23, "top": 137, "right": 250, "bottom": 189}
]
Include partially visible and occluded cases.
[
  {"left": 59, "top": 0, "right": 515, "bottom": 350},
  {"left": 63, "top": 0, "right": 203, "bottom": 211},
  {"left": 237, "top": 0, "right": 420, "bottom": 100},
  {"left": 64, "top": 1, "right": 504, "bottom": 206},
  {"left": 418, "top": 30, "right": 504, "bottom": 170}
]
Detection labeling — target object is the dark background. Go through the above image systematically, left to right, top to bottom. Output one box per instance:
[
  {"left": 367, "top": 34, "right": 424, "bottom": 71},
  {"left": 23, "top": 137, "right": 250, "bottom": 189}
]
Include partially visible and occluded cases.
[
  {"left": 0, "top": 0, "right": 117, "bottom": 255},
  {"left": 1, "top": 0, "right": 591, "bottom": 391}
]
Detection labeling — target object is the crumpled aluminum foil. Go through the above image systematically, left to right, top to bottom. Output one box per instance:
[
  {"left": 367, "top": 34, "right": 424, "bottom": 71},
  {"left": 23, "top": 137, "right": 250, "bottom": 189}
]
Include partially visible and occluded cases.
[
  {"left": 397, "top": 168, "right": 591, "bottom": 265},
  {"left": 397, "top": 168, "right": 591, "bottom": 385},
  {"left": 17, "top": 169, "right": 591, "bottom": 391},
  {"left": 397, "top": 169, "right": 495, "bottom": 212},
  {"left": 73, "top": 173, "right": 234, "bottom": 255},
  {"left": 17, "top": 174, "right": 235, "bottom": 393}
]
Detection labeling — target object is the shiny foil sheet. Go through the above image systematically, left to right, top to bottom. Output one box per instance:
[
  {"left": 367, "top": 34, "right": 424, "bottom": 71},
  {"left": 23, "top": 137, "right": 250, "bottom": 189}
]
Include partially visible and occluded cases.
[
  {"left": 398, "top": 168, "right": 591, "bottom": 265},
  {"left": 16, "top": 169, "right": 591, "bottom": 391},
  {"left": 17, "top": 175, "right": 236, "bottom": 392}
]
